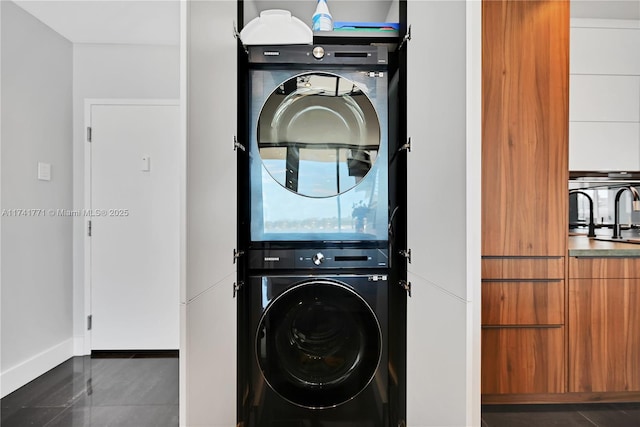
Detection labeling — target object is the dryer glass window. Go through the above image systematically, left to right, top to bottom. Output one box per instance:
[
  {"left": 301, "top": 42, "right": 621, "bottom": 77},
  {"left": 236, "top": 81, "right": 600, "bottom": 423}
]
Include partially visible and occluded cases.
[
  {"left": 250, "top": 70, "right": 388, "bottom": 242},
  {"left": 258, "top": 73, "right": 379, "bottom": 197},
  {"left": 256, "top": 281, "right": 382, "bottom": 409}
]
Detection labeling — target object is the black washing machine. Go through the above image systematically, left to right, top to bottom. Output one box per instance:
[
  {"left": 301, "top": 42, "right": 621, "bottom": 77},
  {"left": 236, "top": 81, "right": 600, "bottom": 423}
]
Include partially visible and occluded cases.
[{"left": 238, "top": 248, "right": 390, "bottom": 427}]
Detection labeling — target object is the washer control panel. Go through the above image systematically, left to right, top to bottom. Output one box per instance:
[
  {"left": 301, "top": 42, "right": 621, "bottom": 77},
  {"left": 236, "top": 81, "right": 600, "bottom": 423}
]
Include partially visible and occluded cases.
[{"left": 249, "top": 248, "right": 389, "bottom": 270}]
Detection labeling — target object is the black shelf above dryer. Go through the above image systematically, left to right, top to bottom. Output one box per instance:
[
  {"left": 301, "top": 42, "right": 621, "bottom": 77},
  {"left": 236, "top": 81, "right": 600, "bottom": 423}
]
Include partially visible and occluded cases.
[{"left": 313, "top": 29, "right": 400, "bottom": 50}]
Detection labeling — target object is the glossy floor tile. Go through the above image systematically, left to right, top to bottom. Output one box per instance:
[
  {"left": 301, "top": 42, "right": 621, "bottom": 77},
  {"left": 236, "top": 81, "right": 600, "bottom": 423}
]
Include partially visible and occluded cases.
[
  {"left": 1, "top": 354, "right": 178, "bottom": 427},
  {"left": 7, "top": 357, "right": 640, "bottom": 427},
  {"left": 482, "top": 403, "right": 640, "bottom": 427}
]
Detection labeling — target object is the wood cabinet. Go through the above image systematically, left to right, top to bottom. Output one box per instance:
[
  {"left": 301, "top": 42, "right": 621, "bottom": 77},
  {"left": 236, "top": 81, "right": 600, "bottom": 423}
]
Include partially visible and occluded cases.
[
  {"left": 481, "top": 0, "right": 569, "bottom": 400},
  {"left": 482, "top": 0, "right": 569, "bottom": 258},
  {"left": 481, "top": 257, "right": 566, "bottom": 396},
  {"left": 482, "top": 257, "right": 565, "bottom": 280},
  {"left": 569, "top": 257, "right": 640, "bottom": 393},
  {"left": 482, "top": 281, "right": 564, "bottom": 326},
  {"left": 482, "top": 327, "right": 565, "bottom": 394}
]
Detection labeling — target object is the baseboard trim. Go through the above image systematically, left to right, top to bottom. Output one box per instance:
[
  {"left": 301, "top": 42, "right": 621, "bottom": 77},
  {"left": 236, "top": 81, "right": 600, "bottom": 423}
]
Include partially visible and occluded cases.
[
  {"left": 73, "top": 335, "right": 87, "bottom": 356},
  {"left": 1, "top": 338, "right": 73, "bottom": 398},
  {"left": 91, "top": 349, "right": 179, "bottom": 359},
  {"left": 482, "top": 392, "right": 640, "bottom": 404}
]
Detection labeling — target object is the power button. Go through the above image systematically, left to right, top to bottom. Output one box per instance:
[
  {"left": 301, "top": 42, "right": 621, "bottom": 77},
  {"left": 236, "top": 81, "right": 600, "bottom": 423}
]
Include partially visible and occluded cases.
[
  {"left": 312, "top": 46, "right": 325, "bottom": 59},
  {"left": 312, "top": 252, "right": 325, "bottom": 265}
]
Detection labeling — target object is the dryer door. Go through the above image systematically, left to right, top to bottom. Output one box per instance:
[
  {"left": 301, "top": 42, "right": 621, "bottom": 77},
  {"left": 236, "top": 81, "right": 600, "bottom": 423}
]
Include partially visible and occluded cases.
[
  {"left": 249, "top": 69, "right": 389, "bottom": 243},
  {"left": 256, "top": 279, "right": 382, "bottom": 409}
]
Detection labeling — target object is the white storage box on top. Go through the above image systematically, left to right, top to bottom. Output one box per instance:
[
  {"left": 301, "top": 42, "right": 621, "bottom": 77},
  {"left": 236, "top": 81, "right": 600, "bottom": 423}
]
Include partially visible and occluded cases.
[{"left": 240, "top": 10, "right": 313, "bottom": 45}]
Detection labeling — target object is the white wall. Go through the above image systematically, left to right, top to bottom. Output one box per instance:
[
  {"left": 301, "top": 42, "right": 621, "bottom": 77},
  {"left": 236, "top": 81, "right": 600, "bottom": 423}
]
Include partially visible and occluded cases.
[
  {"left": 0, "top": 0, "right": 73, "bottom": 397},
  {"left": 0, "top": 0, "right": 180, "bottom": 397},
  {"left": 72, "top": 43, "right": 179, "bottom": 354}
]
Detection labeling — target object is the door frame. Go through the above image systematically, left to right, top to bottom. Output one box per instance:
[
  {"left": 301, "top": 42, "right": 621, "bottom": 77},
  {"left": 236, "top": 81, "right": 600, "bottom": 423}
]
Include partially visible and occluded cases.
[{"left": 82, "top": 98, "right": 181, "bottom": 355}]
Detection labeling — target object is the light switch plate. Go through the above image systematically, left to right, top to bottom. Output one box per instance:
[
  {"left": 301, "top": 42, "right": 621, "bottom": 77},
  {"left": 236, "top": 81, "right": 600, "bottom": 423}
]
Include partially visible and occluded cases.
[
  {"left": 141, "top": 156, "right": 151, "bottom": 172},
  {"left": 38, "top": 162, "right": 51, "bottom": 181}
]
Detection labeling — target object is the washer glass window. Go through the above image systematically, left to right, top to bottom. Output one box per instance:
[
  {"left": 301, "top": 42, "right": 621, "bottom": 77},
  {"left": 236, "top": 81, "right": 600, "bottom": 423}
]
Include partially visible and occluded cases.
[{"left": 256, "top": 281, "right": 382, "bottom": 409}]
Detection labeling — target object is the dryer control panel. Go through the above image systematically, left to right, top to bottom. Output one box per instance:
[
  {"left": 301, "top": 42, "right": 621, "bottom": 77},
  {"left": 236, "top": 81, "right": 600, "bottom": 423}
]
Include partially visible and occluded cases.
[
  {"left": 248, "top": 45, "right": 388, "bottom": 67},
  {"left": 249, "top": 248, "right": 388, "bottom": 270}
]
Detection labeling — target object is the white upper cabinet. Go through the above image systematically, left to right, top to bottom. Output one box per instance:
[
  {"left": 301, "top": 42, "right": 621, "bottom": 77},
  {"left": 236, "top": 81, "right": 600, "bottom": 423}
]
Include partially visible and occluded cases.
[
  {"left": 187, "top": 0, "right": 238, "bottom": 301},
  {"left": 405, "top": 0, "right": 468, "bottom": 299},
  {"left": 569, "top": 20, "right": 640, "bottom": 171},
  {"left": 571, "top": 26, "right": 640, "bottom": 75},
  {"left": 570, "top": 75, "right": 640, "bottom": 122},
  {"left": 570, "top": 122, "right": 640, "bottom": 171}
]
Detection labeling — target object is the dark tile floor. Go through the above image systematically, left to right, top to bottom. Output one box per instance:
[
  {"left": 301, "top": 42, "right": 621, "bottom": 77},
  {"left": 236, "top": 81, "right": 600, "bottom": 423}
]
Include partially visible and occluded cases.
[
  {"left": 1, "top": 354, "right": 178, "bottom": 427},
  {"left": 5, "top": 357, "right": 640, "bottom": 427},
  {"left": 482, "top": 403, "right": 640, "bottom": 427}
]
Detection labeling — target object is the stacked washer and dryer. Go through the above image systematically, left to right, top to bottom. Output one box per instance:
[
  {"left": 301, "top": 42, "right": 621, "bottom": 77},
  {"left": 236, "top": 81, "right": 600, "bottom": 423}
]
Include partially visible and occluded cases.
[{"left": 236, "top": 43, "right": 407, "bottom": 427}]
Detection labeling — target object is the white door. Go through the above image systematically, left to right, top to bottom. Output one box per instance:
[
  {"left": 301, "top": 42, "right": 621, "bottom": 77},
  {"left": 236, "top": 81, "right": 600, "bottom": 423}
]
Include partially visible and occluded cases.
[{"left": 89, "top": 101, "right": 180, "bottom": 350}]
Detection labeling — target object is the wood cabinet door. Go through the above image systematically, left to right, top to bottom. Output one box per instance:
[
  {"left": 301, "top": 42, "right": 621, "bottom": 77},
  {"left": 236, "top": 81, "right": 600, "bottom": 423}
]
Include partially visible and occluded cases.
[
  {"left": 482, "top": 0, "right": 569, "bottom": 257},
  {"left": 570, "top": 257, "right": 640, "bottom": 279},
  {"left": 569, "top": 279, "right": 640, "bottom": 392},
  {"left": 482, "top": 281, "right": 564, "bottom": 326},
  {"left": 482, "top": 327, "right": 565, "bottom": 394}
]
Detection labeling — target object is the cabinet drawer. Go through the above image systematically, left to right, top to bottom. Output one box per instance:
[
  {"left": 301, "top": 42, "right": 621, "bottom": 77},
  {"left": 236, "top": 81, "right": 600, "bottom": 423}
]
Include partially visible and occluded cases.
[
  {"left": 482, "top": 257, "right": 565, "bottom": 280},
  {"left": 569, "top": 257, "right": 640, "bottom": 279},
  {"left": 569, "top": 278, "right": 640, "bottom": 392},
  {"left": 482, "top": 281, "right": 564, "bottom": 325},
  {"left": 482, "top": 327, "right": 565, "bottom": 394}
]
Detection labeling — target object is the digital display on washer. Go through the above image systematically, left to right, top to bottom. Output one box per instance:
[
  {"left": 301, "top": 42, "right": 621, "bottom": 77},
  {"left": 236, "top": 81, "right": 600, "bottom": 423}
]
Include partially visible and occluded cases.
[{"left": 250, "top": 70, "right": 388, "bottom": 242}]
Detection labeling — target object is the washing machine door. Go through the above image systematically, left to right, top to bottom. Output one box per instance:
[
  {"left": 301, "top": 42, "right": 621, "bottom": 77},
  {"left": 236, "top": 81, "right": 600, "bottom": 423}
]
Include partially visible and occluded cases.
[{"left": 256, "top": 279, "right": 382, "bottom": 409}]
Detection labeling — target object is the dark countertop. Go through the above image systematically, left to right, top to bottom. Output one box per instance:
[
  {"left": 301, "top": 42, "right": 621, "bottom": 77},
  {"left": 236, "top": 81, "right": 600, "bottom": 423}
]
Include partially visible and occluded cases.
[{"left": 569, "top": 235, "right": 640, "bottom": 257}]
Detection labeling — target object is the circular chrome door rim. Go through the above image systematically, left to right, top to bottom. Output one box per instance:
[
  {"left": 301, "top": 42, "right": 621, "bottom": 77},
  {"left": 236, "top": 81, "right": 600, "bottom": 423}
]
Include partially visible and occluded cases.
[
  {"left": 256, "top": 71, "right": 382, "bottom": 198},
  {"left": 255, "top": 278, "right": 383, "bottom": 409}
]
